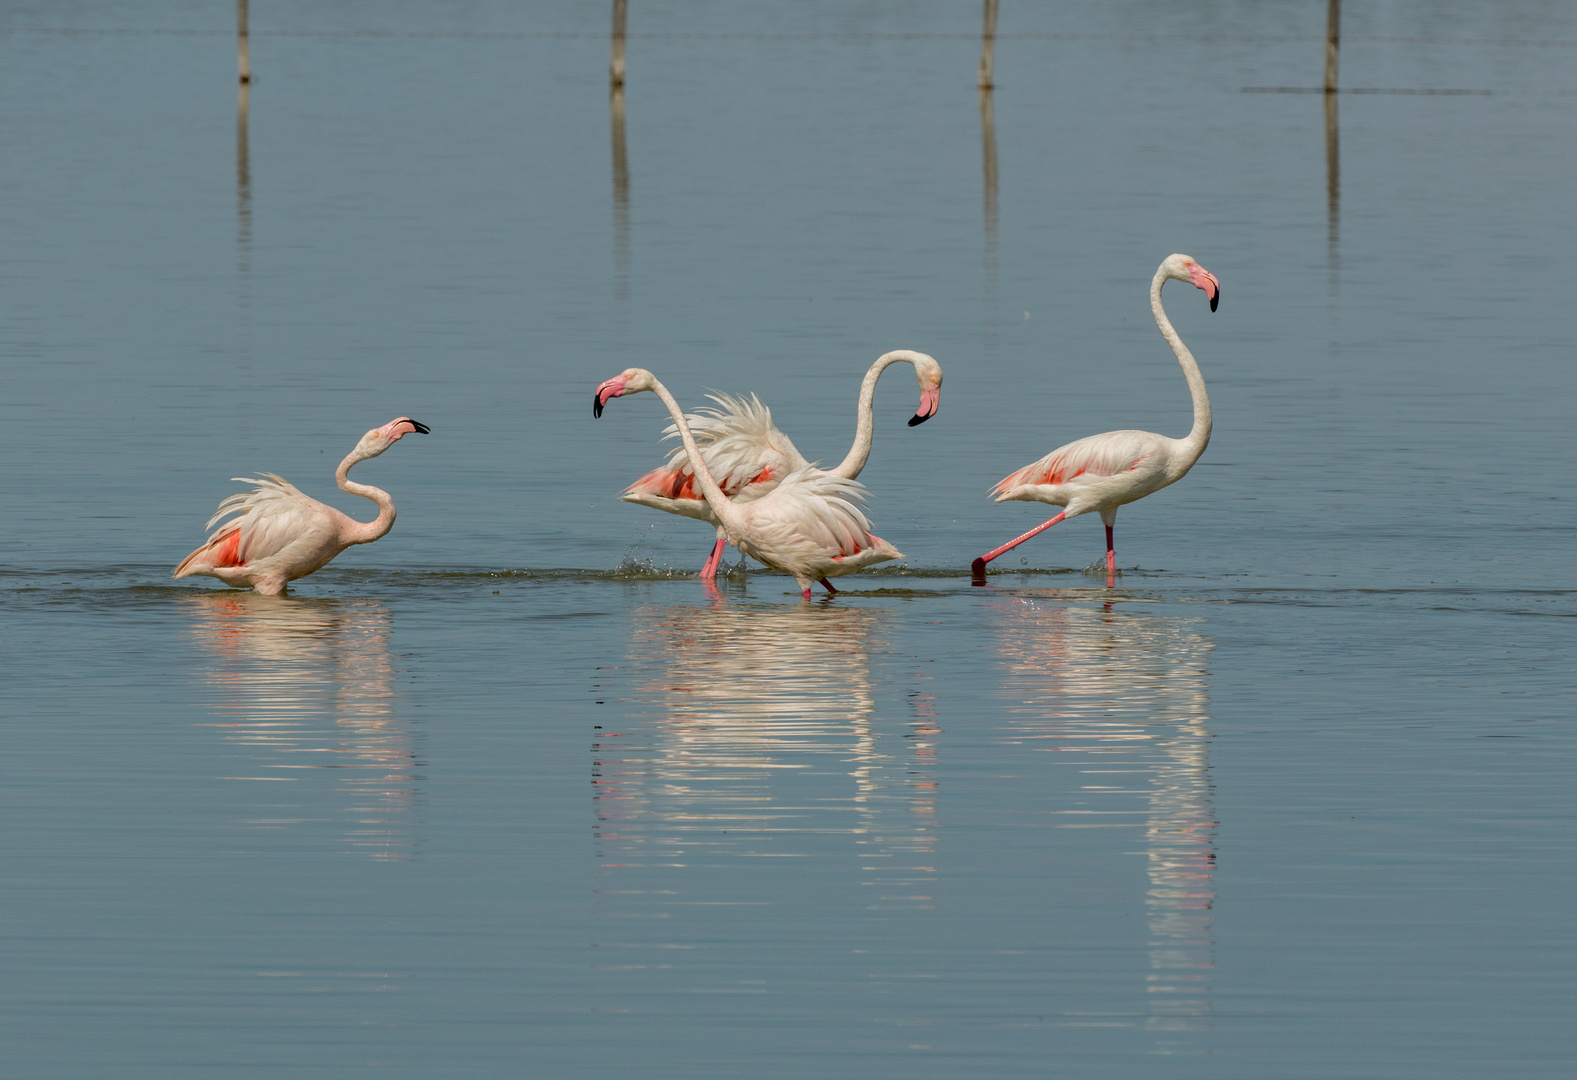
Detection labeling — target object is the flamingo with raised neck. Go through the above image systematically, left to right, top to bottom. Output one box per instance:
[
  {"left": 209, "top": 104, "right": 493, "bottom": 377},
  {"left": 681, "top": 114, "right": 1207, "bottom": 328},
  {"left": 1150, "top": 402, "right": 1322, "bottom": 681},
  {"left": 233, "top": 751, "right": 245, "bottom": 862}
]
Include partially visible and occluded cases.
[
  {"left": 971, "top": 253, "right": 1220, "bottom": 584},
  {"left": 174, "top": 417, "right": 430, "bottom": 596}
]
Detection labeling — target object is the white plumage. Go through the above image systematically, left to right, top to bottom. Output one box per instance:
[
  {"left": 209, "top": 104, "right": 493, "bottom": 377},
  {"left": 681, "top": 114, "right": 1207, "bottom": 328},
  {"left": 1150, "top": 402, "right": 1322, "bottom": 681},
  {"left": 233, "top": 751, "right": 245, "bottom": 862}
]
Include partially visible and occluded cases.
[
  {"left": 972, "top": 254, "right": 1220, "bottom": 581},
  {"left": 611, "top": 351, "right": 942, "bottom": 579},
  {"left": 595, "top": 369, "right": 902, "bottom": 597},
  {"left": 621, "top": 392, "right": 809, "bottom": 523},
  {"left": 174, "top": 418, "right": 429, "bottom": 595},
  {"left": 731, "top": 466, "right": 899, "bottom": 582},
  {"left": 202, "top": 473, "right": 325, "bottom": 562}
]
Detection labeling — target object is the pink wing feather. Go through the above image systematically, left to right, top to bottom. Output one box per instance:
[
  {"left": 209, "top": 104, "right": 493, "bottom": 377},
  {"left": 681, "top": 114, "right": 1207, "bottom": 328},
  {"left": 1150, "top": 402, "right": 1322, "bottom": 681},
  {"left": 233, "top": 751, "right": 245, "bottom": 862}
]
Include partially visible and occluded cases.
[
  {"left": 624, "top": 392, "right": 808, "bottom": 503},
  {"left": 991, "top": 432, "right": 1153, "bottom": 496},
  {"left": 200, "top": 474, "right": 322, "bottom": 564}
]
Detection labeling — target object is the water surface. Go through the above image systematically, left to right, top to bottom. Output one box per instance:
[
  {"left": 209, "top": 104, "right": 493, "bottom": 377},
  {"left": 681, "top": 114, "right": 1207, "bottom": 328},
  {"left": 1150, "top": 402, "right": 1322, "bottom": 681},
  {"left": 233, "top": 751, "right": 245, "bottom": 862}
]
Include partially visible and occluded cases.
[{"left": 2, "top": 2, "right": 1574, "bottom": 1077}]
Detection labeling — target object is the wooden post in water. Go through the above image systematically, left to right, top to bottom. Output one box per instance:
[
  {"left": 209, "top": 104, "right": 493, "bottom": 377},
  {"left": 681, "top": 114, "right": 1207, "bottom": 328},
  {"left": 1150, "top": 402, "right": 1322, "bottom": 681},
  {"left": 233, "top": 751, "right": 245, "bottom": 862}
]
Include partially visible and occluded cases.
[
  {"left": 237, "top": 0, "right": 251, "bottom": 84},
  {"left": 610, "top": 0, "right": 628, "bottom": 88},
  {"left": 978, "top": 0, "right": 999, "bottom": 90},
  {"left": 1324, "top": 0, "right": 1339, "bottom": 94}
]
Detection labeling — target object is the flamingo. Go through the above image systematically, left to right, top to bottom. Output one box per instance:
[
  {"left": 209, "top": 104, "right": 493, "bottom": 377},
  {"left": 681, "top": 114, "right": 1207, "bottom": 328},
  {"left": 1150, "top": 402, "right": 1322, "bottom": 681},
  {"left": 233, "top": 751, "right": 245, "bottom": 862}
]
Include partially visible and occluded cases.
[
  {"left": 970, "top": 253, "right": 1220, "bottom": 584},
  {"left": 617, "top": 350, "right": 942, "bottom": 579},
  {"left": 595, "top": 368, "right": 902, "bottom": 597},
  {"left": 173, "top": 417, "right": 430, "bottom": 596}
]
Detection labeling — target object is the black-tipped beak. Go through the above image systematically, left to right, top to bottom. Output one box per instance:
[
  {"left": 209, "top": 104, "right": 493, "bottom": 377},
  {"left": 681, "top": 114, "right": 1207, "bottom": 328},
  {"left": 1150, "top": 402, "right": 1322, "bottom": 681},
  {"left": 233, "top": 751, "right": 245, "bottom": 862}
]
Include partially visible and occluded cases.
[
  {"left": 1209, "top": 287, "right": 1219, "bottom": 313},
  {"left": 593, "top": 393, "right": 604, "bottom": 419},
  {"left": 907, "top": 412, "right": 932, "bottom": 427},
  {"left": 410, "top": 420, "right": 431, "bottom": 434}
]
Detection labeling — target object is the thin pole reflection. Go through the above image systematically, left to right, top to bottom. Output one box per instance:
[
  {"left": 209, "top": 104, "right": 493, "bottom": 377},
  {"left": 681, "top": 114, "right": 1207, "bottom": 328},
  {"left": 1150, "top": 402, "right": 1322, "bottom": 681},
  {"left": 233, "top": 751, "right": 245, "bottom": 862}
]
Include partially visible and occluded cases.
[
  {"left": 235, "top": 78, "right": 253, "bottom": 394},
  {"left": 236, "top": 81, "right": 251, "bottom": 274},
  {"left": 611, "top": 83, "right": 630, "bottom": 295},
  {"left": 979, "top": 84, "right": 999, "bottom": 349},
  {"left": 979, "top": 87, "right": 999, "bottom": 256},
  {"left": 1324, "top": 88, "right": 1340, "bottom": 278},
  {"left": 993, "top": 598, "right": 1216, "bottom": 1043}
]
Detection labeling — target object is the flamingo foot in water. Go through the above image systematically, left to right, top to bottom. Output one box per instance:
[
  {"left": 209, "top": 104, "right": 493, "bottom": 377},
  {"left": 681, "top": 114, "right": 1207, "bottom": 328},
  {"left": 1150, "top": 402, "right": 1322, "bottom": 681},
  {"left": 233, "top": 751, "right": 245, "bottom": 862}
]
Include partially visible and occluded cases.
[
  {"left": 972, "top": 511, "right": 1068, "bottom": 585},
  {"left": 699, "top": 538, "right": 726, "bottom": 580},
  {"left": 818, "top": 577, "right": 838, "bottom": 595}
]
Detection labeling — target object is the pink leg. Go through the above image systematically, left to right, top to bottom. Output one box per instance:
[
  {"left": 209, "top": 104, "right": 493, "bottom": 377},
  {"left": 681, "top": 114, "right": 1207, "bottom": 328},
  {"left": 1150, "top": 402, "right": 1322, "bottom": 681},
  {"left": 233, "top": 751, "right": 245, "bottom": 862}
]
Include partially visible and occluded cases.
[
  {"left": 971, "top": 512, "right": 1067, "bottom": 584},
  {"left": 1105, "top": 524, "right": 1116, "bottom": 574},
  {"left": 699, "top": 538, "right": 726, "bottom": 580},
  {"left": 818, "top": 577, "right": 838, "bottom": 594}
]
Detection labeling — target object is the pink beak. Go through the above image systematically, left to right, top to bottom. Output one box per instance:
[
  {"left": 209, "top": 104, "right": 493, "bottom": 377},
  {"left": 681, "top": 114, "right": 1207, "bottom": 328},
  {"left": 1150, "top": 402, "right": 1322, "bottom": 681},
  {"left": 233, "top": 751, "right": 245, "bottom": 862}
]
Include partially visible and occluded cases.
[
  {"left": 1188, "top": 263, "right": 1221, "bottom": 312},
  {"left": 593, "top": 376, "right": 628, "bottom": 418},
  {"left": 909, "top": 385, "right": 941, "bottom": 427}
]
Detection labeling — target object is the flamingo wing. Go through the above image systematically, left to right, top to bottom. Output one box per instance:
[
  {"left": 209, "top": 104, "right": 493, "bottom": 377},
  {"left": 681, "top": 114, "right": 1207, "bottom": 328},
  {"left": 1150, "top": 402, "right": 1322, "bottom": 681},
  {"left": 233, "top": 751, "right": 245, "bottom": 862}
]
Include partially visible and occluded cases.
[
  {"left": 624, "top": 392, "right": 810, "bottom": 502},
  {"left": 990, "top": 430, "right": 1162, "bottom": 499},
  {"left": 747, "top": 468, "right": 878, "bottom": 560},
  {"left": 204, "top": 474, "right": 325, "bottom": 564}
]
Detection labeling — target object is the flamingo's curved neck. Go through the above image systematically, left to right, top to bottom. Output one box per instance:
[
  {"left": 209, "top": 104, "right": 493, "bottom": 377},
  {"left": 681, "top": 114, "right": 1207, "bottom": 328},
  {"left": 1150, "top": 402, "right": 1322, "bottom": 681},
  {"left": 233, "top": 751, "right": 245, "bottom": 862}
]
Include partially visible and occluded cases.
[
  {"left": 1151, "top": 269, "right": 1211, "bottom": 461},
  {"left": 829, "top": 350, "right": 920, "bottom": 480},
  {"left": 645, "top": 377, "right": 749, "bottom": 534},
  {"left": 335, "top": 452, "right": 397, "bottom": 545}
]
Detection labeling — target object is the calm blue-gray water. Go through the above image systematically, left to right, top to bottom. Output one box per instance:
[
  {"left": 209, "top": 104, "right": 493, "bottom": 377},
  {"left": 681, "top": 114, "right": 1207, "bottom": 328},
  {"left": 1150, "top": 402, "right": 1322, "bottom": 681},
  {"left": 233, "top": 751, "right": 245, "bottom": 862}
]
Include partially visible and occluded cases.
[{"left": 2, "top": 1, "right": 1574, "bottom": 1076}]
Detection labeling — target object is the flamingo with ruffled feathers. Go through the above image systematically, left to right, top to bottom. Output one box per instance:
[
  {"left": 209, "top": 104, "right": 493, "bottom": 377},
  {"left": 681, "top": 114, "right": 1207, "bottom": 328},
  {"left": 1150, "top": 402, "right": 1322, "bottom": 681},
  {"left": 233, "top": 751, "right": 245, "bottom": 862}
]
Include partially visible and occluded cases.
[
  {"left": 971, "top": 254, "right": 1220, "bottom": 584},
  {"left": 617, "top": 350, "right": 942, "bottom": 579},
  {"left": 595, "top": 368, "right": 901, "bottom": 597},
  {"left": 174, "top": 417, "right": 430, "bottom": 596}
]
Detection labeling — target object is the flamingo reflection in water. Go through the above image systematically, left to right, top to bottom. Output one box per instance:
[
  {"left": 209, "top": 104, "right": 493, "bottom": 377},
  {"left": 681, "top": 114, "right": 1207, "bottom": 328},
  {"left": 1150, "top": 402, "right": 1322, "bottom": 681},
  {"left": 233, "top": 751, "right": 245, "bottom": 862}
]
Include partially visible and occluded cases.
[
  {"left": 183, "top": 592, "right": 419, "bottom": 861},
  {"left": 992, "top": 596, "right": 1216, "bottom": 1042},
  {"left": 593, "top": 597, "right": 939, "bottom": 911}
]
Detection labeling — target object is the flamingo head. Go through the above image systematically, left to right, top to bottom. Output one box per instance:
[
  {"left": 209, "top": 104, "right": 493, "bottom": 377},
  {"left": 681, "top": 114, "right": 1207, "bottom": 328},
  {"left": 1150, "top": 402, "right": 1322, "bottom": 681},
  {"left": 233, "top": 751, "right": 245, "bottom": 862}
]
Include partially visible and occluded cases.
[
  {"left": 1163, "top": 253, "right": 1220, "bottom": 312},
  {"left": 906, "top": 351, "right": 944, "bottom": 427},
  {"left": 593, "top": 367, "right": 656, "bottom": 417},
  {"left": 351, "top": 417, "right": 430, "bottom": 460}
]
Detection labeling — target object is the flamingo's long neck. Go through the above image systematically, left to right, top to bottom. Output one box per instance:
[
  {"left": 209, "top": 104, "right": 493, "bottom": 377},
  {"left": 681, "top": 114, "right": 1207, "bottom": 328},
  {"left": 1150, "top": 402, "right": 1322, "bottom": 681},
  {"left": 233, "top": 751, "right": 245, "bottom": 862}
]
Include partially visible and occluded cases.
[
  {"left": 1151, "top": 269, "right": 1212, "bottom": 462},
  {"left": 829, "top": 350, "right": 918, "bottom": 480},
  {"left": 645, "top": 377, "right": 749, "bottom": 535},
  {"left": 335, "top": 453, "right": 397, "bottom": 545}
]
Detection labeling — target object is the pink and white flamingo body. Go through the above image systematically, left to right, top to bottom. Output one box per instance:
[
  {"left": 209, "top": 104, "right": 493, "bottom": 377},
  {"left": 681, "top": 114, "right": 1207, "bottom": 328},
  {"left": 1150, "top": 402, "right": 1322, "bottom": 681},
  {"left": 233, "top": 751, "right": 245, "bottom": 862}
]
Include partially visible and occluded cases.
[
  {"left": 971, "top": 254, "right": 1220, "bottom": 583},
  {"left": 616, "top": 350, "right": 942, "bottom": 579},
  {"left": 595, "top": 368, "right": 902, "bottom": 597},
  {"left": 173, "top": 417, "right": 430, "bottom": 596}
]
